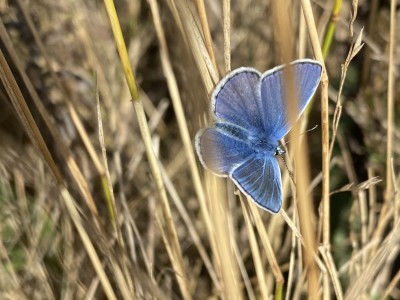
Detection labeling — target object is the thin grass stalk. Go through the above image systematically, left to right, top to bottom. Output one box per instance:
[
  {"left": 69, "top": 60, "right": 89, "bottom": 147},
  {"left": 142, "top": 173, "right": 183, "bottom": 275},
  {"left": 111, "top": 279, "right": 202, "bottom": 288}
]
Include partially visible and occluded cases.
[
  {"left": 71, "top": 0, "right": 115, "bottom": 115},
  {"left": 146, "top": 0, "right": 220, "bottom": 289},
  {"left": 169, "top": 0, "right": 218, "bottom": 88},
  {"left": 195, "top": 0, "right": 217, "bottom": 71},
  {"left": 223, "top": 0, "right": 231, "bottom": 73},
  {"left": 274, "top": 0, "right": 321, "bottom": 297},
  {"left": 321, "top": 0, "right": 342, "bottom": 58},
  {"left": 349, "top": 0, "right": 359, "bottom": 37},
  {"left": 360, "top": 0, "right": 379, "bottom": 86},
  {"left": 369, "top": 0, "right": 397, "bottom": 261},
  {"left": 385, "top": 0, "right": 396, "bottom": 213},
  {"left": 102, "top": 1, "right": 191, "bottom": 298},
  {"left": 300, "top": 1, "right": 330, "bottom": 298},
  {"left": 271, "top": 4, "right": 296, "bottom": 298},
  {"left": 298, "top": 6, "right": 307, "bottom": 58},
  {"left": 290, "top": 7, "right": 308, "bottom": 299},
  {"left": 287, "top": 11, "right": 304, "bottom": 292},
  {"left": 329, "top": 29, "right": 364, "bottom": 160},
  {"left": 0, "top": 49, "right": 63, "bottom": 187},
  {"left": 96, "top": 86, "right": 121, "bottom": 241},
  {"left": 67, "top": 103, "right": 105, "bottom": 175},
  {"left": 291, "top": 125, "right": 320, "bottom": 299},
  {"left": 336, "top": 132, "right": 363, "bottom": 276},
  {"left": 116, "top": 153, "right": 154, "bottom": 277},
  {"left": 392, "top": 159, "right": 399, "bottom": 223},
  {"left": 159, "top": 163, "right": 220, "bottom": 289},
  {"left": 367, "top": 167, "right": 377, "bottom": 237},
  {"left": 209, "top": 178, "right": 241, "bottom": 299},
  {"left": 60, "top": 188, "right": 118, "bottom": 300},
  {"left": 241, "top": 196, "right": 270, "bottom": 299},
  {"left": 248, "top": 204, "right": 284, "bottom": 295},
  {"left": 280, "top": 210, "right": 327, "bottom": 273},
  {"left": 285, "top": 210, "right": 297, "bottom": 300},
  {"left": 345, "top": 220, "right": 400, "bottom": 298},
  {"left": 232, "top": 238, "right": 256, "bottom": 300},
  {"left": 337, "top": 238, "right": 379, "bottom": 275},
  {"left": 371, "top": 245, "right": 400, "bottom": 295},
  {"left": 319, "top": 246, "right": 343, "bottom": 299},
  {"left": 108, "top": 255, "right": 136, "bottom": 299},
  {"left": 381, "top": 268, "right": 400, "bottom": 299},
  {"left": 293, "top": 271, "right": 308, "bottom": 300}
]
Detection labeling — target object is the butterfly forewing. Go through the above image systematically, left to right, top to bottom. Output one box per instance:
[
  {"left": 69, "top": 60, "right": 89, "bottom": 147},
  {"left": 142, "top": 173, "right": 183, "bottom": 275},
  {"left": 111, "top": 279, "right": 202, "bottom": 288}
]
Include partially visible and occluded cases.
[
  {"left": 260, "top": 59, "right": 322, "bottom": 140},
  {"left": 212, "top": 68, "right": 264, "bottom": 132}
]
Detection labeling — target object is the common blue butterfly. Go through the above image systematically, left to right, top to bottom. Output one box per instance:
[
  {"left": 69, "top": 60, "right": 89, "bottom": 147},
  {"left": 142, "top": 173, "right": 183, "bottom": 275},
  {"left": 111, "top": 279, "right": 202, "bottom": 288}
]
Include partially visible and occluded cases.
[{"left": 195, "top": 59, "right": 322, "bottom": 213}]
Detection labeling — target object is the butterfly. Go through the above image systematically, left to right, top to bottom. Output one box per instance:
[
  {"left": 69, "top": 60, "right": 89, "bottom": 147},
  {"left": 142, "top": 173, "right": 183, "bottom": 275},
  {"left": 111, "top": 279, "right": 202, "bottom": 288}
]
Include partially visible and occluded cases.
[{"left": 195, "top": 59, "right": 322, "bottom": 213}]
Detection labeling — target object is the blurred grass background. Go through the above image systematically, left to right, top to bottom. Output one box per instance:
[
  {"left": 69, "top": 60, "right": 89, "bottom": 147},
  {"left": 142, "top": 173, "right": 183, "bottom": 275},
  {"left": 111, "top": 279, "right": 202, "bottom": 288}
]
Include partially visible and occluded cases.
[{"left": 0, "top": 0, "right": 399, "bottom": 299}]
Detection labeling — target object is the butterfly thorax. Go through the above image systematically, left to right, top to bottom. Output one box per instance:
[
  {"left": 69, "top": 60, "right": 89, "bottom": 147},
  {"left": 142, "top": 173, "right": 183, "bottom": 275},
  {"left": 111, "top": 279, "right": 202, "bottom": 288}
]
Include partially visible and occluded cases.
[
  {"left": 215, "top": 122, "right": 278, "bottom": 155},
  {"left": 247, "top": 132, "right": 278, "bottom": 155}
]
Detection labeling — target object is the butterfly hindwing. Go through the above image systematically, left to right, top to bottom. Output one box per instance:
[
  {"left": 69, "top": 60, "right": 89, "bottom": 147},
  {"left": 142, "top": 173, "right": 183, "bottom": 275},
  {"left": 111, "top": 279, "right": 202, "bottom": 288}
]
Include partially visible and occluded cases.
[
  {"left": 195, "top": 124, "right": 255, "bottom": 176},
  {"left": 230, "top": 154, "right": 282, "bottom": 213}
]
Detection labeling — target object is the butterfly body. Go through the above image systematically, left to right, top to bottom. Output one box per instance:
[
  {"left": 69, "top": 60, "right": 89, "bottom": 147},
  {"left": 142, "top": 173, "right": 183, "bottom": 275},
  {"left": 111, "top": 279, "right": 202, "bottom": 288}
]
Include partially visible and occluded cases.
[
  {"left": 196, "top": 59, "right": 322, "bottom": 213},
  {"left": 215, "top": 122, "right": 277, "bottom": 154}
]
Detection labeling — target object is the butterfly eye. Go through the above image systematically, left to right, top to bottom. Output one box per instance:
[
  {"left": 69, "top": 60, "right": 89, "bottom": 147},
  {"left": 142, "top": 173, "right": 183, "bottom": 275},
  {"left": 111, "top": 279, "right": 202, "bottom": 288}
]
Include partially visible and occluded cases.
[{"left": 275, "top": 146, "right": 285, "bottom": 156}]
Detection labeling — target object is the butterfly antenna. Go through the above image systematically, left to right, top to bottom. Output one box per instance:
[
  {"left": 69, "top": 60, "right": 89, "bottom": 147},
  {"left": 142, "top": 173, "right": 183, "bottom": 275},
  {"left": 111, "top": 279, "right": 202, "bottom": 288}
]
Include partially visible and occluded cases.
[
  {"left": 279, "top": 124, "right": 318, "bottom": 185},
  {"left": 285, "top": 125, "right": 318, "bottom": 145},
  {"left": 276, "top": 146, "right": 296, "bottom": 186},
  {"left": 280, "top": 154, "right": 296, "bottom": 186}
]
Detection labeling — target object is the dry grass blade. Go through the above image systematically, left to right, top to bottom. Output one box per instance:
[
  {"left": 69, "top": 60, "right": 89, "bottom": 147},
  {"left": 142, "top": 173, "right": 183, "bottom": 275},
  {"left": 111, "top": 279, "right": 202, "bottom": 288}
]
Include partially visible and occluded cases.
[
  {"left": 1, "top": 0, "right": 398, "bottom": 298},
  {"left": 14, "top": 0, "right": 103, "bottom": 219},
  {"left": 102, "top": 0, "right": 191, "bottom": 298},
  {"left": 147, "top": 0, "right": 218, "bottom": 287},
  {"left": 169, "top": 0, "right": 218, "bottom": 89},
  {"left": 194, "top": 0, "right": 217, "bottom": 71},
  {"left": 223, "top": 0, "right": 231, "bottom": 73},
  {"left": 349, "top": 0, "right": 359, "bottom": 37},
  {"left": 384, "top": 0, "right": 396, "bottom": 211},
  {"left": 274, "top": 1, "right": 322, "bottom": 297},
  {"left": 300, "top": 1, "right": 331, "bottom": 298},
  {"left": 329, "top": 28, "right": 364, "bottom": 159},
  {"left": 0, "top": 48, "right": 117, "bottom": 299},
  {"left": 0, "top": 49, "right": 63, "bottom": 185},
  {"left": 96, "top": 86, "right": 120, "bottom": 240},
  {"left": 392, "top": 159, "right": 399, "bottom": 223},
  {"left": 159, "top": 164, "right": 220, "bottom": 289},
  {"left": 205, "top": 175, "right": 241, "bottom": 299},
  {"left": 330, "top": 176, "right": 382, "bottom": 195},
  {"left": 60, "top": 188, "right": 118, "bottom": 300},
  {"left": 241, "top": 195, "right": 269, "bottom": 299},
  {"left": 248, "top": 202, "right": 284, "bottom": 289},
  {"left": 280, "top": 210, "right": 327, "bottom": 273},
  {"left": 345, "top": 220, "right": 400, "bottom": 299},
  {"left": 232, "top": 239, "right": 256, "bottom": 300},
  {"left": 319, "top": 245, "right": 343, "bottom": 300},
  {"left": 381, "top": 268, "right": 400, "bottom": 299}
]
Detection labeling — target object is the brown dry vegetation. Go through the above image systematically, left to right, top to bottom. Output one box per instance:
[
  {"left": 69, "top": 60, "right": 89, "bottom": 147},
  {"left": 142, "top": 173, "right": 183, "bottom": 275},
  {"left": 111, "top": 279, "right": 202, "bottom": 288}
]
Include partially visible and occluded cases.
[{"left": 0, "top": 0, "right": 399, "bottom": 299}]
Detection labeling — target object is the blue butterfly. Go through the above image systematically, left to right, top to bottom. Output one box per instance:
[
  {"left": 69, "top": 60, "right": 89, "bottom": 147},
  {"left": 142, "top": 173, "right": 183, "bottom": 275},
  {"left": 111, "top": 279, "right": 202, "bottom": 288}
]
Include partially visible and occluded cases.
[{"left": 195, "top": 59, "right": 322, "bottom": 213}]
